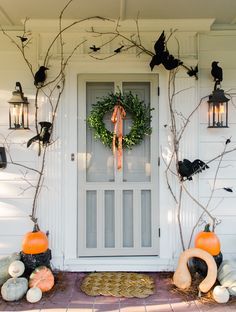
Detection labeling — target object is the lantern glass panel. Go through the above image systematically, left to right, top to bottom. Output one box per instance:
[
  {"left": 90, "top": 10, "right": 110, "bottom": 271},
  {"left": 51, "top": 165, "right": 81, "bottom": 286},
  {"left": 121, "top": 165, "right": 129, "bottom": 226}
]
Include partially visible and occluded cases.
[{"left": 9, "top": 102, "right": 29, "bottom": 129}]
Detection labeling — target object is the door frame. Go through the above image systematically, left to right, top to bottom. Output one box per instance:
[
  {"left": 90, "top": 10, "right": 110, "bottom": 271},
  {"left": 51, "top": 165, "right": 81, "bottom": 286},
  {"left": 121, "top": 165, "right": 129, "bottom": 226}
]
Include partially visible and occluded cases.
[{"left": 62, "top": 62, "right": 175, "bottom": 271}]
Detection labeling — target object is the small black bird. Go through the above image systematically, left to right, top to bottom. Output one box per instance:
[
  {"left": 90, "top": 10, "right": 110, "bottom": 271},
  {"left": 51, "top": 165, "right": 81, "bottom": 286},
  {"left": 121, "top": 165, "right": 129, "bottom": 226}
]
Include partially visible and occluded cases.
[
  {"left": 150, "top": 31, "right": 182, "bottom": 71},
  {"left": 17, "top": 36, "right": 28, "bottom": 42},
  {"left": 89, "top": 45, "right": 100, "bottom": 52},
  {"left": 114, "top": 45, "right": 124, "bottom": 53},
  {"left": 211, "top": 61, "right": 223, "bottom": 83},
  {"left": 187, "top": 65, "right": 198, "bottom": 79},
  {"left": 34, "top": 66, "right": 49, "bottom": 87},
  {"left": 27, "top": 121, "right": 52, "bottom": 148},
  {"left": 178, "top": 158, "right": 209, "bottom": 181}
]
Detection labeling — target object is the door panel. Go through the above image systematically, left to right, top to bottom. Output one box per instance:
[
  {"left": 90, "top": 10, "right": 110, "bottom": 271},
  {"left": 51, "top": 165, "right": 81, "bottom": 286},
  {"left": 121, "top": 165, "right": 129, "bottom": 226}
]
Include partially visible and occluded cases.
[{"left": 78, "top": 74, "right": 159, "bottom": 257}]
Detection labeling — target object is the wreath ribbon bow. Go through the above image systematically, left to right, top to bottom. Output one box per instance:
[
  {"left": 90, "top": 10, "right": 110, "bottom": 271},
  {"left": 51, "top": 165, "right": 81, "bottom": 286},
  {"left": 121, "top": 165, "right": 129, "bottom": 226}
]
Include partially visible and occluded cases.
[{"left": 111, "top": 101, "right": 126, "bottom": 170}]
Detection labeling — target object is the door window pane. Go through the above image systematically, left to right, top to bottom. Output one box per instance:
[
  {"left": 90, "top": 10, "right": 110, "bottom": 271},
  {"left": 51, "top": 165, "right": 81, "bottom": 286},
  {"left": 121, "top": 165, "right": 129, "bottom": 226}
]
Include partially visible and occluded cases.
[
  {"left": 104, "top": 190, "right": 115, "bottom": 248},
  {"left": 123, "top": 190, "right": 134, "bottom": 247},
  {"left": 86, "top": 191, "right": 97, "bottom": 248}
]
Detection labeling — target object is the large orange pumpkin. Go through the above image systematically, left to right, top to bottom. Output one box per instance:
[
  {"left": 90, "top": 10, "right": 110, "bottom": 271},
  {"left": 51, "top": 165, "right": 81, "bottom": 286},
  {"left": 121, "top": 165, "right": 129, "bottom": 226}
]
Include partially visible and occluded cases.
[
  {"left": 22, "top": 224, "right": 48, "bottom": 255},
  {"left": 194, "top": 224, "right": 220, "bottom": 256},
  {"left": 29, "top": 266, "right": 54, "bottom": 292}
]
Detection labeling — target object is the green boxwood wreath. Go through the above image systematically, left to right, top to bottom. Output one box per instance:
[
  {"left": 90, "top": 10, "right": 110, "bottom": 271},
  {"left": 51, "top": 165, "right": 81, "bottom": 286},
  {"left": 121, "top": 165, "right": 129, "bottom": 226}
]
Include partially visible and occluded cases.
[{"left": 87, "top": 92, "right": 153, "bottom": 150}]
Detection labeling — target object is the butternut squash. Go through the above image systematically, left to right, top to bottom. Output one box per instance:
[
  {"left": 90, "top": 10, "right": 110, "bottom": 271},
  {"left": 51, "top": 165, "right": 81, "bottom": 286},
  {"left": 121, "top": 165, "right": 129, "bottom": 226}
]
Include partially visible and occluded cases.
[{"left": 173, "top": 247, "right": 217, "bottom": 293}]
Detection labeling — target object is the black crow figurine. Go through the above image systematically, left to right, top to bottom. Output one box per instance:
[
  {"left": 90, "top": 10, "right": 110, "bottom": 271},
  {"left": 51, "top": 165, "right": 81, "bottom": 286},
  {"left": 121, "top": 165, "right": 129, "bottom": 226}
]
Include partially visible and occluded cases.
[
  {"left": 150, "top": 31, "right": 183, "bottom": 71},
  {"left": 17, "top": 36, "right": 28, "bottom": 42},
  {"left": 89, "top": 45, "right": 100, "bottom": 52},
  {"left": 114, "top": 45, "right": 124, "bottom": 53},
  {"left": 211, "top": 61, "right": 223, "bottom": 89},
  {"left": 187, "top": 65, "right": 198, "bottom": 79},
  {"left": 34, "top": 66, "right": 49, "bottom": 87},
  {"left": 27, "top": 121, "right": 52, "bottom": 148},
  {"left": 178, "top": 158, "right": 209, "bottom": 181}
]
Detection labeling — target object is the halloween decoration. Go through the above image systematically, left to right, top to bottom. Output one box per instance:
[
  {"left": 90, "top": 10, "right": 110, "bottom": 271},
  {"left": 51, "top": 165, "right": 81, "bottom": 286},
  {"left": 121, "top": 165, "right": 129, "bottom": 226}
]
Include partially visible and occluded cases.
[
  {"left": 150, "top": 31, "right": 182, "bottom": 71},
  {"left": 16, "top": 36, "right": 28, "bottom": 42},
  {"left": 89, "top": 45, "right": 100, "bottom": 52},
  {"left": 114, "top": 45, "right": 124, "bottom": 53},
  {"left": 211, "top": 61, "right": 223, "bottom": 88},
  {"left": 186, "top": 65, "right": 198, "bottom": 79},
  {"left": 34, "top": 66, "right": 49, "bottom": 87},
  {"left": 8, "top": 82, "right": 29, "bottom": 129},
  {"left": 87, "top": 91, "right": 152, "bottom": 151},
  {"left": 27, "top": 121, "right": 52, "bottom": 148},
  {"left": 0, "top": 147, "right": 7, "bottom": 169},
  {"left": 178, "top": 159, "right": 209, "bottom": 181},
  {"left": 223, "top": 187, "right": 233, "bottom": 192},
  {"left": 22, "top": 224, "right": 49, "bottom": 255},
  {"left": 194, "top": 224, "right": 221, "bottom": 256},
  {"left": 173, "top": 247, "right": 217, "bottom": 293},
  {"left": 20, "top": 249, "right": 52, "bottom": 276},
  {"left": 191, "top": 251, "right": 223, "bottom": 277},
  {"left": 0, "top": 253, "right": 20, "bottom": 286},
  {"left": 218, "top": 260, "right": 236, "bottom": 295},
  {"left": 8, "top": 261, "right": 25, "bottom": 278},
  {"left": 29, "top": 266, "right": 54, "bottom": 292},
  {"left": 1, "top": 277, "right": 28, "bottom": 301},
  {"left": 26, "top": 286, "right": 42, "bottom": 303},
  {"left": 213, "top": 286, "right": 230, "bottom": 303}
]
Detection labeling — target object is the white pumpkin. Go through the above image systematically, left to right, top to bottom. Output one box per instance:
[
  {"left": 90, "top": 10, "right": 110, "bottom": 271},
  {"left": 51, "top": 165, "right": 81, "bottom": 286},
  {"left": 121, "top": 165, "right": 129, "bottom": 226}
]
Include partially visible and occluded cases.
[
  {"left": 0, "top": 252, "right": 20, "bottom": 285},
  {"left": 8, "top": 260, "right": 25, "bottom": 278},
  {"left": 1, "top": 277, "right": 28, "bottom": 301},
  {"left": 213, "top": 285, "right": 230, "bottom": 303},
  {"left": 26, "top": 287, "right": 42, "bottom": 303}
]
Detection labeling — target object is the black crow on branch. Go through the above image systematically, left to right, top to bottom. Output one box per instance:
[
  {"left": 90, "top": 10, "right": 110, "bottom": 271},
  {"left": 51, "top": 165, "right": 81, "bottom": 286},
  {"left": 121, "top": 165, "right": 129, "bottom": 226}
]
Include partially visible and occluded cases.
[
  {"left": 150, "top": 31, "right": 183, "bottom": 71},
  {"left": 17, "top": 36, "right": 28, "bottom": 42},
  {"left": 90, "top": 45, "right": 100, "bottom": 52},
  {"left": 114, "top": 45, "right": 124, "bottom": 53},
  {"left": 34, "top": 66, "right": 49, "bottom": 87},
  {"left": 27, "top": 121, "right": 52, "bottom": 148},
  {"left": 178, "top": 158, "right": 209, "bottom": 181}
]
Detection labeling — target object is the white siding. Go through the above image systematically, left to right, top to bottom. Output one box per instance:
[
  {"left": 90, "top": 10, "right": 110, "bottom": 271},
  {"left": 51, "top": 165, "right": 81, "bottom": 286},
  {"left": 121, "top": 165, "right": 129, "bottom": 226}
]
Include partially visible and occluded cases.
[{"left": 199, "top": 31, "right": 236, "bottom": 260}]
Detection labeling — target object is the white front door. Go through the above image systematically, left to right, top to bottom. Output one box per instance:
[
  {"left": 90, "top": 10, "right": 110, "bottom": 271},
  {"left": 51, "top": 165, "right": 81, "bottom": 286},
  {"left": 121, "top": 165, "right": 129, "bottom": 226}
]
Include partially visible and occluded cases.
[{"left": 77, "top": 74, "right": 159, "bottom": 257}]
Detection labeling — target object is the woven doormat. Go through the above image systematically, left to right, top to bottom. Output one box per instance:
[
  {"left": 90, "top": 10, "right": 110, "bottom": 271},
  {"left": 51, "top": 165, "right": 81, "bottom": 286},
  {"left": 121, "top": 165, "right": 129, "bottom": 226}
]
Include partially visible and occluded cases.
[{"left": 80, "top": 272, "right": 155, "bottom": 298}]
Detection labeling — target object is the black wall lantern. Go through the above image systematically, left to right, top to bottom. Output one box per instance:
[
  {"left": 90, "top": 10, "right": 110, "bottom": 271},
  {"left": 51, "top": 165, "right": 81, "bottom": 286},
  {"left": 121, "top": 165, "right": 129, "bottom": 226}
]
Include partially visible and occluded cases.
[
  {"left": 8, "top": 82, "right": 29, "bottom": 129},
  {"left": 208, "top": 88, "right": 229, "bottom": 128},
  {"left": 0, "top": 147, "right": 7, "bottom": 169}
]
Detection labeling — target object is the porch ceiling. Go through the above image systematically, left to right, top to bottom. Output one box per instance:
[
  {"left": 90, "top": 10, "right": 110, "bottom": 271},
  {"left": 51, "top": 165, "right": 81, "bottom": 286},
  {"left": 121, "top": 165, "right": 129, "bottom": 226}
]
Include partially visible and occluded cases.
[{"left": 0, "top": 0, "right": 236, "bottom": 29}]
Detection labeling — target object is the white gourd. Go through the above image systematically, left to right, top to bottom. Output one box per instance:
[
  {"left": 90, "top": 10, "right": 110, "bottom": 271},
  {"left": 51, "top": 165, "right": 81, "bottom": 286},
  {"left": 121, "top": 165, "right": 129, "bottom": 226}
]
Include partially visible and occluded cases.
[
  {"left": 0, "top": 253, "right": 20, "bottom": 285},
  {"left": 218, "top": 260, "right": 236, "bottom": 295},
  {"left": 8, "top": 261, "right": 25, "bottom": 278},
  {"left": 1, "top": 277, "right": 28, "bottom": 301},
  {"left": 213, "top": 286, "right": 230, "bottom": 303},
  {"left": 26, "top": 287, "right": 42, "bottom": 303}
]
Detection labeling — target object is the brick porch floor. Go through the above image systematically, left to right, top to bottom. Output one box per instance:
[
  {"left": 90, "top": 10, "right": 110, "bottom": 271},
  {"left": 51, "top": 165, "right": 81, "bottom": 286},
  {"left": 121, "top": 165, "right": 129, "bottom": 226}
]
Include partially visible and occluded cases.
[{"left": 0, "top": 272, "right": 235, "bottom": 312}]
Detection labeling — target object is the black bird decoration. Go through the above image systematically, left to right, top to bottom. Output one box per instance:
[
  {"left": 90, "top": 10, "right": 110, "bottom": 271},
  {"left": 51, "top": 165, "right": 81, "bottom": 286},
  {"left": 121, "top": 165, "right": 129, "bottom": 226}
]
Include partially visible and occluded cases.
[
  {"left": 150, "top": 31, "right": 183, "bottom": 71},
  {"left": 17, "top": 36, "right": 28, "bottom": 42},
  {"left": 89, "top": 45, "right": 100, "bottom": 52},
  {"left": 114, "top": 45, "right": 124, "bottom": 53},
  {"left": 211, "top": 61, "right": 223, "bottom": 89},
  {"left": 187, "top": 65, "right": 198, "bottom": 79},
  {"left": 34, "top": 66, "right": 49, "bottom": 87},
  {"left": 27, "top": 121, "right": 52, "bottom": 148},
  {"left": 225, "top": 138, "right": 231, "bottom": 145},
  {"left": 178, "top": 158, "right": 209, "bottom": 181},
  {"left": 223, "top": 187, "right": 233, "bottom": 193}
]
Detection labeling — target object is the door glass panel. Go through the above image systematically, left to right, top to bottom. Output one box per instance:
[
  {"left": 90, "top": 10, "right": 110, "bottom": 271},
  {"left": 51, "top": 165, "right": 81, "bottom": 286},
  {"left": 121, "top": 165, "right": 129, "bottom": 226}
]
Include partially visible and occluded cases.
[
  {"left": 86, "top": 82, "right": 114, "bottom": 182},
  {"left": 122, "top": 82, "right": 151, "bottom": 182},
  {"left": 86, "top": 190, "right": 97, "bottom": 248},
  {"left": 104, "top": 190, "right": 115, "bottom": 248},
  {"left": 123, "top": 190, "right": 134, "bottom": 247},
  {"left": 141, "top": 190, "right": 152, "bottom": 247}
]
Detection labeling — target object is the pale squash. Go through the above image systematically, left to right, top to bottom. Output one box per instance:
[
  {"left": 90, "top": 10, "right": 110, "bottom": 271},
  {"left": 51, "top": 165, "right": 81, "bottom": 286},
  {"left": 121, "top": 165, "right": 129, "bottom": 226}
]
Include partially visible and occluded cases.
[
  {"left": 173, "top": 247, "right": 217, "bottom": 293},
  {"left": 0, "top": 252, "right": 20, "bottom": 286},
  {"left": 8, "top": 260, "right": 25, "bottom": 278},
  {"left": 218, "top": 260, "right": 236, "bottom": 295},
  {"left": 29, "top": 266, "right": 54, "bottom": 292},
  {"left": 1, "top": 277, "right": 28, "bottom": 301},
  {"left": 213, "top": 285, "right": 230, "bottom": 303},
  {"left": 26, "top": 287, "right": 42, "bottom": 303}
]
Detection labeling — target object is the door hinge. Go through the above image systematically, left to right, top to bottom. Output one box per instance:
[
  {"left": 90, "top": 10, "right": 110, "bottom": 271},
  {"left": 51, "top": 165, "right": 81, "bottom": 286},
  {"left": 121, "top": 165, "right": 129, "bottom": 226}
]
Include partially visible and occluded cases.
[
  {"left": 157, "top": 86, "right": 160, "bottom": 96},
  {"left": 158, "top": 228, "right": 161, "bottom": 237}
]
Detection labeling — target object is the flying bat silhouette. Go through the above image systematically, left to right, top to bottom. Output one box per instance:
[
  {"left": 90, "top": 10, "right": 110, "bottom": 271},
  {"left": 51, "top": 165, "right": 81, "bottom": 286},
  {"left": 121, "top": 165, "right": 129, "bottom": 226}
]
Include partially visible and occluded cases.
[
  {"left": 150, "top": 31, "right": 182, "bottom": 71},
  {"left": 90, "top": 45, "right": 100, "bottom": 52},
  {"left": 114, "top": 45, "right": 124, "bottom": 53},
  {"left": 34, "top": 66, "right": 49, "bottom": 86},
  {"left": 27, "top": 122, "right": 52, "bottom": 148},
  {"left": 178, "top": 159, "right": 209, "bottom": 181}
]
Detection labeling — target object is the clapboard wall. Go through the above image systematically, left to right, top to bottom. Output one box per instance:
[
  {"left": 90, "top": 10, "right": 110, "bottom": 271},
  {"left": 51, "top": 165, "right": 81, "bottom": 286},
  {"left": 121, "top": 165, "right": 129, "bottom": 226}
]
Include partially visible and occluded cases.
[{"left": 199, "top": 31, "right": 236, "bottom": 260}]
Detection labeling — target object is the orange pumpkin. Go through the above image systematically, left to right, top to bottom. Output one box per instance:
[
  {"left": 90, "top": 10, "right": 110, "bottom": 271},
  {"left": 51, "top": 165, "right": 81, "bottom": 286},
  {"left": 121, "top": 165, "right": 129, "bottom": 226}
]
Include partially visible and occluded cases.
[
  {"left": 22, "top": 224, "right": 48, "bottom": 255},
  {"left": 194, "top": 224, "right": 220, "bottom": 256},
  {"left": 29, "top": 266, "right": 54, "bottom": 292}
]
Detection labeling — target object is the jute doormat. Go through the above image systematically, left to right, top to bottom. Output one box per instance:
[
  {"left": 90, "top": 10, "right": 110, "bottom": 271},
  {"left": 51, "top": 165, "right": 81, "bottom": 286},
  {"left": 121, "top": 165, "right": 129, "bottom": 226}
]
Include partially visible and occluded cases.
[{"left": 80, "top": 272, "right": 155, "bottom": 298}]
